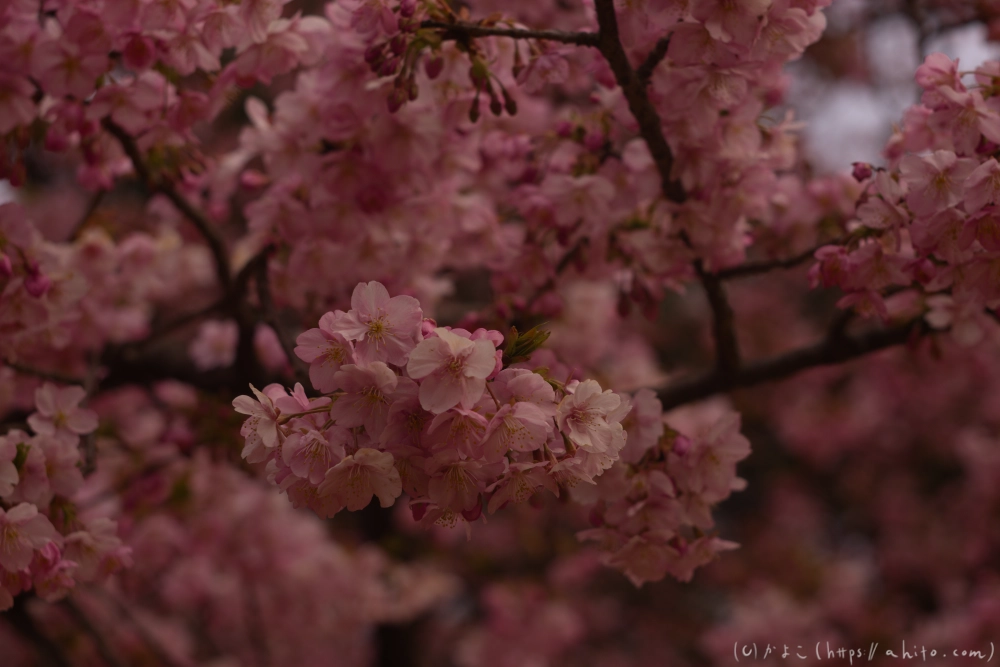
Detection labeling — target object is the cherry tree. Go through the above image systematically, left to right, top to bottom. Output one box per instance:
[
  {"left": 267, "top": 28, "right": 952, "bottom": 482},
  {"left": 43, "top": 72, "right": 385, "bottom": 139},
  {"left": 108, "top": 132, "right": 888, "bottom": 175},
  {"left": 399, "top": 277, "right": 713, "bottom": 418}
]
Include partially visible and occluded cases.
[{"left": 3, "top": 0, "right": 1000, "bottom": 665}]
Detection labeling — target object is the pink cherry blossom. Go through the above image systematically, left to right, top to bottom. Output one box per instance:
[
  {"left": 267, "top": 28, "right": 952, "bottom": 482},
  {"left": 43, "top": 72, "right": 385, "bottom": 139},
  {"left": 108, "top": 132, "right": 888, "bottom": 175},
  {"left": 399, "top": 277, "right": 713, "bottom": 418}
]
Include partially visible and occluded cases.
[
  {"left": 899, "top": 150, "right": 977, "bottom": 217},
  {"left": 328, "top": 281, "right": 422, "bottom": 366},
  {"left": 294, "top": 312, "right": 356, "bottom": 392},
  {"left": 188, "top": 319, "right": 239, "bottom": 371},
  {"left": 407, "top": 328, "right": 498, "bottom": 414},
  {"left": 555, "top": 380, "right": 630, "bottom": 454},
  {"left": 27, "top": 383, "right": 98, "bottom": 440},
  {"left": 318, "top": 447, "right": 402, "bottom": 512},
  {"left": 0, "top": 503, "right": 61, "bottom": 571}
]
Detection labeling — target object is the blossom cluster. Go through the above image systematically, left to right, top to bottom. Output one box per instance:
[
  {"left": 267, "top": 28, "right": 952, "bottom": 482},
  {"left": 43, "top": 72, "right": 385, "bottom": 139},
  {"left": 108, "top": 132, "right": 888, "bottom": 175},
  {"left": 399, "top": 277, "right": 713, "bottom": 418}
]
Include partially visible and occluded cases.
[
  {"left": 813, "top": 53, "right": 1000, "bottom": 338},
  {"left": 234, "top": 280, "right": 751, "bottom": 585},
  {"left": 236, "top": 280, "right": 630, "bottom": 526},
  {"left": 0, "top": 384, "right": 129, "bottom": 610},
  {"left": 578, "top": 397, "right": 751, "bottom": 586}
]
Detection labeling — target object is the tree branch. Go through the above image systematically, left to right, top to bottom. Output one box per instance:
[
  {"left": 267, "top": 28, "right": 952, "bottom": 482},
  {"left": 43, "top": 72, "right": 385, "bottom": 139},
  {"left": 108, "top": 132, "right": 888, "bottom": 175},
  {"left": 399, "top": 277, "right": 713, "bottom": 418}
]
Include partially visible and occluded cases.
[
  {"left": 593, "top": 0, "right": 685, "bottom": 204},
  {"left": 593, "top": 1, "right": 740, "bottom": 373},
  {"left": 421, "top": 19, "right": 599, "bottom": 46},
  {"left": 636, "top": 33, "right": 671, "bottom": 82},
  {"left": 101, "top": 118, "right": 231, "bottom": 290},
  {"left": 69, "top": 190, "right": 105, "bottom": 242},
  {"left": 716, "top": 242, "right": 831, "bottom": 280},
  {"left": 252, "top": 251, "right": 310, "bottom": 387},
  {"left": 657, "top": 317, "right": 928, "bottom": 411},
  {"left": 4, "top": 361, "right": 84, "bottom": 386},
  {"left": 7, "top": 596, "right": 72, "bottom": 667},
  {"left": 62, "top": 598, "right": 128, "bottom": 667}
]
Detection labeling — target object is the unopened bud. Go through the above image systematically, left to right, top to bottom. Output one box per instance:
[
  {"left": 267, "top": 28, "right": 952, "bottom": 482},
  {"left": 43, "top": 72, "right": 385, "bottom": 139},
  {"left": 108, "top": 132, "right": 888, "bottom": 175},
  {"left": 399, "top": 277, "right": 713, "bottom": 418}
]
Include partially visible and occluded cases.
[
  {"left": 399, "top": 0, "right": 416, "bottom": 18},
  {"left": 390, "top": 35, "right": 406, "bottom": 56},
  {"left": 364, "top": 44, "right": 383, "bottom": 65},
  {"left": 425, "top": 55, "right": 444, "bottom": 79},
  {"left": 379, "top": 57, "right": 400, "bottom": 77},
  {"left": 386, "top": 87, "right": 406, "bottom": 113},
  {"left": 502, "top": 89, "right": 517, "bottom": 115},
  {"left": 489, "top": 95, "right": 502, "bottom": 116},
  {"left": 469, "top": 98, "right": 481, "bottom": 123},
  {"left": 851, "top": 161, "right": 873, "bottom": 182},
  {"left": 0, "top": 253, "right": 12, "bottom": 278},
  {"left": 24, "top": 269, "right": 51, "bottom": 298}
]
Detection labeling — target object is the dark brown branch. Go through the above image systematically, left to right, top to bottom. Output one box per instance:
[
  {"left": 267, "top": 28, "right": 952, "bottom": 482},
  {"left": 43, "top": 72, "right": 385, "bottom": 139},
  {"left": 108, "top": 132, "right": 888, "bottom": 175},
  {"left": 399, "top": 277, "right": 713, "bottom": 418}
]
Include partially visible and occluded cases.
[
  {"left": 593, "top": 0, "right": 685, "bottom": 205},
  {"left": 593, "top": 1, "right": 740, "bottom": 374},
  {"left": 421, "top": 19, "right": 599, "bottom": 46},
  {"left": 636, "top": 33, "right": 671, "bottom": 82},
  {"left": 101, "top": 118, "right": 231, "bottom": 290},
  {"left": 69, "top": 190, "right": 105, "bottom": 242},
  {"left": 716, "top": 242, "right": 831, "bottom": 280},
  {"left": 252, "top": 251, "right": 310, "bottom": 387},
  {"left": 695, "top": 258, "right": 741, "bottom": 373},
  {"left": 657, "top": 317, "right": 927, "bottom": 411},
  {"left": 4, "top": 361, "right": 84, "bottom": 386},
  {"left": 7, "top": 596, "right": 72, "bottom": 667},
  {"left": 63, "top": 598, "right": 128, "bottom": 667}
]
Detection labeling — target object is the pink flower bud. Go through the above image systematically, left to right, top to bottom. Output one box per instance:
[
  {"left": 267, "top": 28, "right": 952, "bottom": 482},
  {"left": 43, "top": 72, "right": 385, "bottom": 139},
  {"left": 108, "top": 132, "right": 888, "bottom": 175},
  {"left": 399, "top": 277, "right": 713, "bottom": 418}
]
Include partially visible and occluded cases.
[
  {"left": 399, "top": 0, "right": 416, "bottom": 18},
  {"left": 390, "top": 35, "right": 406, "bottom": 56},
  {"left": 364, "top": 44, "right": 382, "bottom": 65},
  {"left": 424, "top": 55, "right": 444, "bottom": 80},
  {"left": 379, "top": 57, "right": 400, "bottom": 77},
  {"left": 852, "top": 162, "right": 874, "bottom": 182},
  {"left": 240, "top": 169, "right": 270, "bottom": 189},
  {"left": 0, "top": 253, "right": 12, "bottom": 278},
  {"left": 24, "top": 271, "right": 51, "bottom": 298}
]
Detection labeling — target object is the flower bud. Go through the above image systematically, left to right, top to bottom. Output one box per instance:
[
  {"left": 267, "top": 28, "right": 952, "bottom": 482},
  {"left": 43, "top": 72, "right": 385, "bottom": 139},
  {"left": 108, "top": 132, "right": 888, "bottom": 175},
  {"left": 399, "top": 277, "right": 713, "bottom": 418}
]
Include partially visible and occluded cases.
[
  {"left": 399, "top": 0, "right": 416, "bottom": 17},
  {"left": 390, "top": 35, "right": 407, "bottom": 56},
  {"left": 364, "top": 44, "right": 383, "bottom": 65},
  {"left": 424, "top": 55, "right": 444, "bottom": 80},
  {"left": 379, "top": 57, "right": 400, "bottom": 77},
  {"left": 386, "top": 87, "right": 407, "bottom": 113},
  {"left": 469, "top": 98, "right": 481, "bottom": 123},
  {"left": 851, "top": 162, "right": 873, "bottom": 182},
  {"left": 0, "top": 253, "right": 12, "bottom": 278},
  {"left": 24, "top": 268, "right": 51, "bottom": 298}
]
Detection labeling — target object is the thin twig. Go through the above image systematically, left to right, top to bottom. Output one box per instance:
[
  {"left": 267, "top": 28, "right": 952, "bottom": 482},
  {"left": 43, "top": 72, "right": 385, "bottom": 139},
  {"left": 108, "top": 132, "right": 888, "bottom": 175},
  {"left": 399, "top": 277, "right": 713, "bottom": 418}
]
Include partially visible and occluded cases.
[
  {"left": 421, "top": 19, "right": 599, "bottom": 46},
  {"left": 636, "top": 33, "right": 671, "bottom": 82},
  {"left": 101, "top": 118, "right": 231, "bottom": 290},
  {"left": 69, "top": 190, "right": 105, "bottom": 242},
  {"left": 523, "top": 237, "right": 588, "bottom": 311},
  {"left": 716, "top": 242, "right": 832, "bottom": 280},
  {"left": 252, "top": 251, "right": 310, "bottom": 387},
  {"left": 657, "top": 317, "right": 927, "bottom": 411},
  {"left": 4, "top": 361, "right": 84, "bottom": 385},
  {"left": 92, "top": 589, "right": 186, "bottom": 667},
  {"left": 7, "top": 596, "right": 72, "bottom": 667},
  {"left": 62, "top": 598, "right": 129, "bottom": 667}
]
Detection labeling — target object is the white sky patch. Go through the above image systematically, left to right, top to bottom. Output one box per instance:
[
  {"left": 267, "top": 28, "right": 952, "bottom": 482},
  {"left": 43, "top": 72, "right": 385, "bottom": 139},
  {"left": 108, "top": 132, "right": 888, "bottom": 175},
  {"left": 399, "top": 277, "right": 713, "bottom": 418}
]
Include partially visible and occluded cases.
[{"left": 791, "top": 17, "right": 1000, "bottom": 174}]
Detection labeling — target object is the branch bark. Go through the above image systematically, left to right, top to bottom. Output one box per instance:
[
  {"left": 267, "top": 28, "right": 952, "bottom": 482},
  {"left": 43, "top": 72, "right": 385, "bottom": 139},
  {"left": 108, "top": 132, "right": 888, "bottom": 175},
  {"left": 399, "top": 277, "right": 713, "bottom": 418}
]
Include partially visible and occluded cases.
[
  {"left": 592, "top": 0, "right": 740, "bottom": 373},
  {"left": 421, "top": 19, "right": 599, "bottom": 46},
  {"left": 101, "top": 118, "right": 231, "bottom": 290},
  {"left": 657, "top": 317, "right": 927, "bottom": 411}
]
